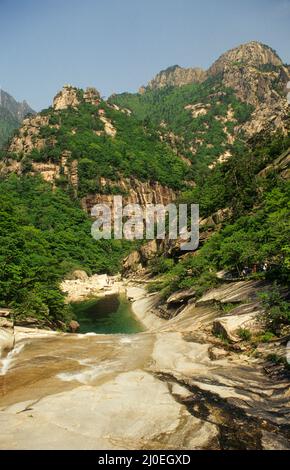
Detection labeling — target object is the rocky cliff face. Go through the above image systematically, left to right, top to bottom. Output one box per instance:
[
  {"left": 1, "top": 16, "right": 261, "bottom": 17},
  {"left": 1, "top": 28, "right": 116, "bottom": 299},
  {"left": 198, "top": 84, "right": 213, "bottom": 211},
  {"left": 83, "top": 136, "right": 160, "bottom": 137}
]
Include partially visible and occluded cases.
[
  {"left": 140, "top": 65, "right": 206, "bottom": 93},
  {"left": 81, "top": 178, "right": 177, "bottom": 213}
]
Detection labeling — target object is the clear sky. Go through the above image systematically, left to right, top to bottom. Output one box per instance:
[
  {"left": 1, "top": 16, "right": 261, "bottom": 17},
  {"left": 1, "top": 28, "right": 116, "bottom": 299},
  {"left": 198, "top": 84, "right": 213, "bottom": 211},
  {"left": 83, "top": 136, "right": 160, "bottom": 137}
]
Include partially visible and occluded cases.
[{"left": 1, "top": 0, "right": 290, "bottom": 110}]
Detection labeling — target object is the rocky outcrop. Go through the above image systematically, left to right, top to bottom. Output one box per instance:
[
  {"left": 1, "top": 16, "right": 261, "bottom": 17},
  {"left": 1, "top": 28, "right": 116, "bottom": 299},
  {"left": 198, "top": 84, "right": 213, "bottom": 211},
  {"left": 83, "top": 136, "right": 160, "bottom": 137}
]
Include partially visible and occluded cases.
[
  {"left": 140, "top": 65, "right": 206, "bottom": 92},
  {"left": 53, "top": 85, "right": 80, "bottom": 110},
  {"left": 53, "top": 85, "right": 100, "bottom": 111},
  {"left": 83, "top": 87, "right": 101, "bottom": 106},
  {"left": 239, "top": 99, "right": 289, "bottom": 137},
  {"left": 185, "top": 103, "right": 211, "bottom": 118},
  {"left": 97, "top": 109, "right": 117, "bottom": 137},
  {"left": 8, "top": 115, "right": 49, "bottom": 155},
  {"left": 259, "top": 147, "right": 290, "bottom": 180},
  {"left": 1, "top": 149, "right": 79, "bottom": 190},
  {"left": 0, "top": 159, "right": 21, "bottom": 177},
  {"left": 31, "top": 162, "right": 60, "bottom": 183},
  {"left": 199, "top": 208, "right": 233, "bottom": 230},
  {"left": 122, "top": 235, "right": 199, "bottom": 276},
  {"left": 123, "top": 240, "right": 164, "bottom": 275},
  {"left": 139, "top": 240, "right": 159, "bottom": 261},
  {"left": 123, "top": 250, "right": 143, "bottom": 274},
  {"left": 70, "top": 270, "right": 89, "bottom": 281},
  {"left": 0, "top": 308, "right": 11, "bottom": 318}
]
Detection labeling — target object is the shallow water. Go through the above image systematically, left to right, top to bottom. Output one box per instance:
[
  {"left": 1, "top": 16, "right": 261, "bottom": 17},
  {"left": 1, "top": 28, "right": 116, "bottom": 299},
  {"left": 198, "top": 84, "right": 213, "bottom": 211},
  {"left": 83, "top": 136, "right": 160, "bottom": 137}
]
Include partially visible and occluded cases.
[{"left": 71, "top": 294, "right": 145, "bottom": 334}]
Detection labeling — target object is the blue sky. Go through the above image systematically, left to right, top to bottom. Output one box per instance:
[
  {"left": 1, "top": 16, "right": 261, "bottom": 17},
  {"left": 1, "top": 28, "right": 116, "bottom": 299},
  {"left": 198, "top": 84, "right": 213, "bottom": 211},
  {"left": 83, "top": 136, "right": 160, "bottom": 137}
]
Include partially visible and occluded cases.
[{"left": 1, "top": 0, "right": 290, "bottom": 110}]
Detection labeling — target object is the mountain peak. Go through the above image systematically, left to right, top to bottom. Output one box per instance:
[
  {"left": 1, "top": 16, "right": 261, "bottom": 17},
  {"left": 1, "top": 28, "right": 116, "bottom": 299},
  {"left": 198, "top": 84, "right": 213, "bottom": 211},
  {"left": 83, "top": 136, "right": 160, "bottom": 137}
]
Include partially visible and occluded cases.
[
  {"left": 208, "top": 41, "right": 283, "bottom": 76},
  {"left": 0, "top": 88, "right": 34, "bottom": 119}
]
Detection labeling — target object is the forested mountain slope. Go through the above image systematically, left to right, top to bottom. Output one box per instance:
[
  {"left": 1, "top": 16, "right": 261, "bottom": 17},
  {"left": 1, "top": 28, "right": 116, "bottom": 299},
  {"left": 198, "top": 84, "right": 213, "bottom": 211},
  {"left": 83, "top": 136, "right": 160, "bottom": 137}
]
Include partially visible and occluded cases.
[
  {"left": 0, "top": 41, "right": 289, "bottom": 329},
  {"left": 110, "top": 41, "right": 290, "bottom": 176}
]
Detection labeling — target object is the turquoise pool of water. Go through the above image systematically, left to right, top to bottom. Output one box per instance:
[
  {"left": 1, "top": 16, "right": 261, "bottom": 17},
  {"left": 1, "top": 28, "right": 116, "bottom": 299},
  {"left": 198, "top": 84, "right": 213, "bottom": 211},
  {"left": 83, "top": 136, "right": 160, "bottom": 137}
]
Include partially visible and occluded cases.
[{"left": 71, "top": 294, "right": 145, "bottom": 334}]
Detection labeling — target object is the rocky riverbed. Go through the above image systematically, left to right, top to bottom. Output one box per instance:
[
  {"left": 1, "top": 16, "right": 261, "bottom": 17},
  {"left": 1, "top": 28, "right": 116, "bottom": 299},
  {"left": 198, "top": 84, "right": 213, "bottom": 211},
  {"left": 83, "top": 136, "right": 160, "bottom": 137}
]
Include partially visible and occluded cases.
[{"left": 0, "top": 276, "right": 290, "bottom": 450}]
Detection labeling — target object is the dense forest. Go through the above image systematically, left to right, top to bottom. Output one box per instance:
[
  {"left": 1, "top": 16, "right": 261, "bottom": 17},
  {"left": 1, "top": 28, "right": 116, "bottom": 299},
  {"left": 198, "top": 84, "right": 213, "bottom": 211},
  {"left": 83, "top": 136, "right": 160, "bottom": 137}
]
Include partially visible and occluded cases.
[{"left": 14, "top": 98, "right": 191, "bottom": 195}]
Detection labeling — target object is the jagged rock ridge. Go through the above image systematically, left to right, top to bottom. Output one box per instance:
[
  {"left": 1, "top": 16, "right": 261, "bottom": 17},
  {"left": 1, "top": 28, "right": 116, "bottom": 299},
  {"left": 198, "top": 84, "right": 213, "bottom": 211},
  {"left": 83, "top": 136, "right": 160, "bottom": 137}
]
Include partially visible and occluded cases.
[{"left": 139, "top": 65, "right": 206, "bottom": 93}]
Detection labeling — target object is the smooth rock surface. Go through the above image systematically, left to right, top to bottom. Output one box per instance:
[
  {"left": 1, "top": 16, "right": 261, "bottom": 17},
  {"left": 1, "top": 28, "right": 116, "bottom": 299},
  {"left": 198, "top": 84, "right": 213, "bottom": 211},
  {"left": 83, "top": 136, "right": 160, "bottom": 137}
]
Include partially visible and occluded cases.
[{"left": 0, "top": 370, "right": 218, "bottom": 450}]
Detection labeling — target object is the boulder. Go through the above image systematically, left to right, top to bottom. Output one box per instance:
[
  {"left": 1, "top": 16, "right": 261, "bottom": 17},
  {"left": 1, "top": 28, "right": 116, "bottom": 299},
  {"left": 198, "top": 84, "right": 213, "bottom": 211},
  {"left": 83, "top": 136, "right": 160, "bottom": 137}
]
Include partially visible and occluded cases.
[
  {"left": 71, "top": 270, "right": 88, "bottom": 281},
  {"left": 166, "top": 288, "right": 196, "bottom": 306},
  {"left": 212, "top": 301, "right": 264, "bottom": 343},
  {"left": 212, "top": 312, "right": 258, "bottom": 342},
  {"left": 69, "top": 320, "right": 80, "bottom": 333},
  {"left": 209, "top": 347, "right": 229, "bottom": 361}
]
